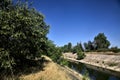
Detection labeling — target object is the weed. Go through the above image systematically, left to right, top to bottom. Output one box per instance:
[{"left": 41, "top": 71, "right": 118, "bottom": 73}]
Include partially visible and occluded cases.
[{"left": 107, "top": 63, "right": 118, "bottom": 67}]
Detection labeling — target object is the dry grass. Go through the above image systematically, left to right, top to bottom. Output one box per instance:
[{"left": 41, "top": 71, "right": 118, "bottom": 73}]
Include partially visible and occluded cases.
[{"left": 19, "top": 56, "right": 77, "bottom": 80}]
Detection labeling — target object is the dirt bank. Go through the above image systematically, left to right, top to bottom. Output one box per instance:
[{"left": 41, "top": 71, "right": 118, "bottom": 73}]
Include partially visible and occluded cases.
[
  {"left": 63, "top": 52, "right": 120, "bottom": 75},
  {"left": 82, "top": 53, "right": 120, "bottom": 72},
  {"left": 20, "top": 56, "right": 82, "bottom": 80}
]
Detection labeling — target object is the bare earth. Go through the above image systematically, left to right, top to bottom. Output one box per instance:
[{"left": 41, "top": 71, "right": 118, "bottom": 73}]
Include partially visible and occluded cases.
[{"left": 64, "top": 52, "right": 120, "bottom": 73}]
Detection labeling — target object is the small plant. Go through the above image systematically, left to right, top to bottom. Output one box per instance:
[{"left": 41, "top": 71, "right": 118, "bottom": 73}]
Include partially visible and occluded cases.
[
  {"left": 59, "top": 57, "right": 68, "bottom": 66},
  {"left": 107, "top": 63, "right": 118, "bottom": 67},
  {"left": 82, "top": 70, "right": 90, "bottom": 80},
  {"left": 82, "top": 76, "right": 90, "bottom": 80}
]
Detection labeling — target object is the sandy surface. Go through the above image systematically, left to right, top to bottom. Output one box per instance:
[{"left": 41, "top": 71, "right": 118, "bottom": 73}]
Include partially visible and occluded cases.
[{"left": 63, "top": 52, "right": 120, "bottom": 72}]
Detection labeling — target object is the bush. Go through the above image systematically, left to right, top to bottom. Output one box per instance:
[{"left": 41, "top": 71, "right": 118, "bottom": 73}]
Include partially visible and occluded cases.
[
  {"left": 45, "top": 40, "right": 62, "bottom": 63},
  {"left": 110, "top": 47, "right": 120, "bottom": 53},
  {"left": 95, "top": 49, "right": 109, "bottom": 52},
  {"left": 111, "top": 49, "right": 120, "bottom": 53},
  {"left": 77, "top": 50, "right": 85, "bottom": 60},
  {"left": 59, "top": 57, "right": 68, "bottom": 66},
  {"left": 107, "top": 62, "right": 118, "bottom": 67}
]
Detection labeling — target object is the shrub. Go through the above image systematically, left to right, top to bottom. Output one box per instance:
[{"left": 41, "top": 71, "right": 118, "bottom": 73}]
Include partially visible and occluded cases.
[
  {"left": 45, "top": 40, "right": 62, "bottom": 63},
  {"left": 110, "top": 47, "right": 120, "bottom": 53},
  {"left": 77, "top": 50, "right": 85, "bottom": 60},
  {"left": 59, "top": 57, "right": 68, "bottom": 66},
  {"left": 107, "top": 63, "right": 118, "bottom": 67},
  {"left": 82, "top": 70, "right": 90, "bottom": 80}
]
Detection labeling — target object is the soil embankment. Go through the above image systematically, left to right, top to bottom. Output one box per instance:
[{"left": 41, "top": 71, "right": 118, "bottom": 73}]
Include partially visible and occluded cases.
[
  {"left": 63, "top": 52, "right": 120, "bottom": 77},
  {"left": 20, "top": 56, "right": 82, "bottom": 80}
]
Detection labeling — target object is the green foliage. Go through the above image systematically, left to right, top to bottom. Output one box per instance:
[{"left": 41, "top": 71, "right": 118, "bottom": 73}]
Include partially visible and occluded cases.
[
  {"left": 0, "top": 0, "right": 49, "bottom": 73},
  {"left": 84, "top": 33, "right": 111, "bottom": 51},
  {"left": 94, "top": 33, "right": 110, "bottom": 49},
  {"left": 45, "top": 40, "right": 62, "bottom": 63},
  {"left": 46, "top": 40, "right": 69, "bottom": 66},
  {"left": 84, "top": 41, "right": 96, "bottom": 51},
  {"left": 60, "top": 42, "right": 84, "bottom": 53},
  {"left": 61, "top": 42, "right": 72, "bottom": 52},
  {"left": 67, "top": 42, "right": 72, "bottom": 52},
  {"left": 73, "top": 42, "right": 84, "bottom": 53},
  {"left": 84, "top": 42, "right": 89, "bottom": 51},
  {"left": 61, "top": 45, "right": 69, "bottom": 52},
  {"left": 110, "top": 46, "right": 120, "bottom": 53},
  {"left": 0, "top": 48, "right": 15, "bottom": 70},
  {"left": 95, "top": 48, "right": 109, "bottom": 52},
  {"left": 77, "top": 49, "right": 85, "bottom": 60},
  {"left": 59, "top": 58, "right": 68, "bottom": 66},
  {"left": 107, "top": 62, "right": 118, "bottom": 67},
  {"left": 82, "top": 70, "right": 90, "bottom": 80}
]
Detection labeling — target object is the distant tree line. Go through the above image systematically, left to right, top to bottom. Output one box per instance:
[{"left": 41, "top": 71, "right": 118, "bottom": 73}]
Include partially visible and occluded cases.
[
  {"left": 60, "top": 33, "right": 120, "bottom": 53},
  {"left": 84, "top": 33, "right": 120, "bottom": 52},
  {"left": 60, "top": 42, "right": 85, "bottom": 59},
  {"left": 61, "top": 42, "right": 83, "bottom": 53}
]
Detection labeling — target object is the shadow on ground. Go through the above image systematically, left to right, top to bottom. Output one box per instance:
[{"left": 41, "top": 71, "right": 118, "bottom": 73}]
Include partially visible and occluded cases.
[{"left": 0, "top": 57, "right": 50, "bottom": 80}]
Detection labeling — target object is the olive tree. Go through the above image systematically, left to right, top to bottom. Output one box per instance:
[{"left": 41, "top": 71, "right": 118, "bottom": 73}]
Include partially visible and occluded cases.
[{"left": 0, "top": 0, "right": 49, "bottom": 72}]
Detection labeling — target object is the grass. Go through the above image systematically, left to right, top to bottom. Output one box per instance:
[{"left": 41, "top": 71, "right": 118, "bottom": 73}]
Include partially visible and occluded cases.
[
  {"left": 0, "top": 56, "right": 82, "bottom": 80},
  {"left": 19, "top": 56, "right": 77, "bottom": 80},
  {"left": 82, "top": 70, "right": 90, "bottom": 80},
  {"left": 82, "top": 76, "right": 90, "bottom": 80}
]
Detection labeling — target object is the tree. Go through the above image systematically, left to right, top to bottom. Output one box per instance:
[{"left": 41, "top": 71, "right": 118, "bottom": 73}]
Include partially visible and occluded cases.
[
  {"left": 0, "top": 0, "right": 49, "bottom": 72},
  {"left": 0, "top": 0, "right": 12, "bottom": 10},
  {"left": 94, "top": 33, "right": 110, "bottom": 49},
  {"left": 46, "top": 40, "right": 62, "bottom": 63},
  {"left": 84, "top": 41, "right": 94, "bottom": 51},
  {"left": 88, "top": 41, "right": 94, "bottom": 50},
  {"left": 61, "top": 42, "right": 73, "bottom": 53},
  {"left": 67, "top": 42, "right": 72, "bottom": 52},
  {"left": 72, "top": 42, "right": 84, "bottom": 53},
  {"left": 84, "top": 42, "right": 88, "bottom": 50},
  {"left": 62, "top": 45, "right": 69, "bottom": 52},
  {"left": 77, "top": 49, "right": 85, "bottom": 60}
]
